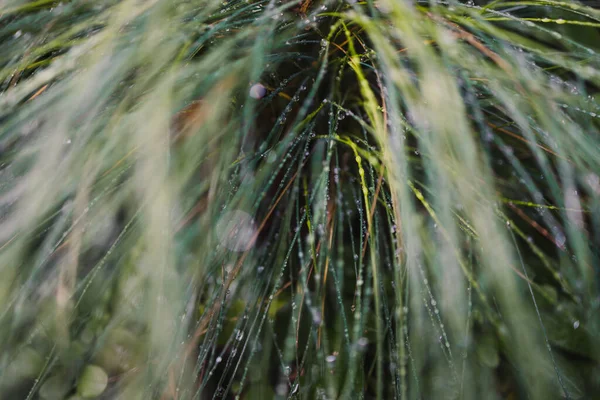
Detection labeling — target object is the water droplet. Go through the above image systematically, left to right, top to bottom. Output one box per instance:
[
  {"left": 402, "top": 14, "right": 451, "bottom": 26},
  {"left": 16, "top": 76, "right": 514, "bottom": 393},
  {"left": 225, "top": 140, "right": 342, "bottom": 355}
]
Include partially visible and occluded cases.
[
  {"left": 249, "top": 83, "right": 266, "bottom": 99},
  {"left": 216, "top": 210, "right": 257, "bottom": 252},
  {"left": 555, "top": 231, "right": 566, "bottom": 248},
  {"left": 311, "top": 309, "right": 322, "bottom": 325},
  {"left": 573, "top": 320, "right": 580, "bottom": 329},
  {"left": 357, "top": 337, "right": 368, "bottom": 348},
  {"left": 276, "top": 383, "right": 288, "bottom": 395}
]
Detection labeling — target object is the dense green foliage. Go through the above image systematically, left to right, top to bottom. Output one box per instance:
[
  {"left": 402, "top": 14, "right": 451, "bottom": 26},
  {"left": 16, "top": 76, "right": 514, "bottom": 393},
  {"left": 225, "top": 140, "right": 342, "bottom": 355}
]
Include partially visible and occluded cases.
[{"left": 1, "top": 0, "right": 600, "bottom": 399}]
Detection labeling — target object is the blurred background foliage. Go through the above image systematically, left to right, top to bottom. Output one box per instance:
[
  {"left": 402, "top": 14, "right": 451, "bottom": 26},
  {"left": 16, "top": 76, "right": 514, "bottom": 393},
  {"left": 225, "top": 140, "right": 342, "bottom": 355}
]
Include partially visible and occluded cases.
[{"left": 0, "top": 0, "right": 599, "bottom": 399}]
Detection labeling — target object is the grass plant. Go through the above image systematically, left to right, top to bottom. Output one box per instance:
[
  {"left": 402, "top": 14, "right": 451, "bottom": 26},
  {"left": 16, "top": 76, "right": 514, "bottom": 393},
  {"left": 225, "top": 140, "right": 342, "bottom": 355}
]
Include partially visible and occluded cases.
[{"left": 1, "top": 0, "right": 600, "bottom": 399}]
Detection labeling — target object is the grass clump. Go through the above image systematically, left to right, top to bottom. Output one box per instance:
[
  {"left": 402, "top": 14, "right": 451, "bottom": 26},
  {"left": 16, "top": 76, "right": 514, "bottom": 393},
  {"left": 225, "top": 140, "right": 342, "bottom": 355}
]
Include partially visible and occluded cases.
[{"left": 0, "top": 0, "right": 599, "bottom": 399}]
